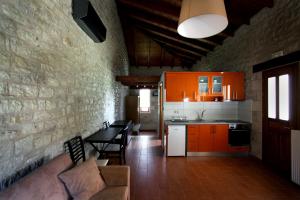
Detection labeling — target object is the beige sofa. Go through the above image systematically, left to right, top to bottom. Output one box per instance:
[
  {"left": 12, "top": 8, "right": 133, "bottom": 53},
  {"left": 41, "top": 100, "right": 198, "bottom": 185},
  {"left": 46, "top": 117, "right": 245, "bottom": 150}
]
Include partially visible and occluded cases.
[{"left": 0, "top": 154, "right": 130, "bottom": 200}]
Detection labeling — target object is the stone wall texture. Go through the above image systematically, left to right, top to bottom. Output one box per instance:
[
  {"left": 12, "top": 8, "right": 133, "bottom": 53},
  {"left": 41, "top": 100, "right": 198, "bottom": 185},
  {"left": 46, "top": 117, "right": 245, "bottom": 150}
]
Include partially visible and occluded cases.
[
  {"left": 0, "top": 0, "right": 129, "bottom": 179},
  {"left": 192, "top": 0, "right": 300, "bottom": 159}
]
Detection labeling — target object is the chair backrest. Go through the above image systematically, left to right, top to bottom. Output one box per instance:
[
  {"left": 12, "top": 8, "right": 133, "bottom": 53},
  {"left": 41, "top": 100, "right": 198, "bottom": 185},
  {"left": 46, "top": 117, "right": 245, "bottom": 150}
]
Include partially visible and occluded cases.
[
  {"left": 103, "top": 121, "right": 110, "bottom": 129},
  {"left": 120, "top": 129, "right": 128, "bottom": 148},
  {"left": 64, "top": 136, "right": 86, "bottom": 164}
]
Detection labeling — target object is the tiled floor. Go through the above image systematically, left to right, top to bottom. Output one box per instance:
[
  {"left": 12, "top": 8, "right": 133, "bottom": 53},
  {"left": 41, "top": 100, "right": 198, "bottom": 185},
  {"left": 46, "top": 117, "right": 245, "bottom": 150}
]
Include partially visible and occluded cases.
[{"left": 125, "top": 132, "right": 300, "bottom": 200}]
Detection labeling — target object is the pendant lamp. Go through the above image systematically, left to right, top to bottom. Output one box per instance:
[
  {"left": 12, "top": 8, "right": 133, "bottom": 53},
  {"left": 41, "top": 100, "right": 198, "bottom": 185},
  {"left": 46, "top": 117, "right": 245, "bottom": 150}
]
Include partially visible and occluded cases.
[{"left": 177, "top": 0, "right": 228, "bottom": 39}]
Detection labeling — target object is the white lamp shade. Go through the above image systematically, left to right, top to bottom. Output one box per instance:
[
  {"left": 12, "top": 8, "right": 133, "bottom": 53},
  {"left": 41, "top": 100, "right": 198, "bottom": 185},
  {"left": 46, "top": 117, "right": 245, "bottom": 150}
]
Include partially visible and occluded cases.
[{"left": 177, "top": 0, "right": 228, "bottom": 39}]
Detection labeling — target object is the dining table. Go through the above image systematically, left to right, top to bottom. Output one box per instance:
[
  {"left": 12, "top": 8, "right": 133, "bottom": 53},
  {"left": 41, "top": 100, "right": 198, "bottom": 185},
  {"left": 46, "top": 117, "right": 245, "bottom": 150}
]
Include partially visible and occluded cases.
[{"left": 85, "top": 127, "right": 123, "bottom": 159}]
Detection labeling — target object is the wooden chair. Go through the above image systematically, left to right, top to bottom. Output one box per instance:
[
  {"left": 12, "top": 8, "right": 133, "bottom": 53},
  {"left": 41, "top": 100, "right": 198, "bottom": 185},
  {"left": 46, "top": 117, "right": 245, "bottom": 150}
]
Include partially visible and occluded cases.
[
  {"left": 100, "top": 130, "right": 127, "bottom": 164},
  {"left": 64, "top": 136, "right": 108, "bottom": 166},
  {"left": 64, "top": 136, "right": 86, "bottom": 164}
]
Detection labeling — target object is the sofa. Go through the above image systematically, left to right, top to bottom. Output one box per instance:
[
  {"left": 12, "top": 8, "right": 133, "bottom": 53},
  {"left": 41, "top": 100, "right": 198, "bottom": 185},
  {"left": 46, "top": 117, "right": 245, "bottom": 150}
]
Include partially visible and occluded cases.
[{"left": 0, "top": 154, "right": 130, "bottom": 200}]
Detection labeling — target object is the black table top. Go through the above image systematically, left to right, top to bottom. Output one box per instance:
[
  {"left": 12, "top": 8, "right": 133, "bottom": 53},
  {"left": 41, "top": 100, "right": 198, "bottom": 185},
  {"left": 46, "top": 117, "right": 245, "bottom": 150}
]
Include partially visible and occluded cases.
[
  {"left": 110, "top": 120, "right": 132, "bottom": 128},
  {"left": 85, "top": 127, "right": 123, "bottom": 143}
]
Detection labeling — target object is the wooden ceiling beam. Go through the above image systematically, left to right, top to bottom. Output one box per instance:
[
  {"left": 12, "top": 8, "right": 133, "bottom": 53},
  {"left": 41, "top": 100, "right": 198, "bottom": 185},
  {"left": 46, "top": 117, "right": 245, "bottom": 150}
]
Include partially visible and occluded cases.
[
  {"left": 117, "top": 0, "right": 180, "bottom": 21},
  {"left": 120, "top": 10, "right": 234, "bottom": 39},
  {"left": 126, "top": 16, "right": 221, "bottom": 47},
  {"left": 136, "top": 26, "right": 211, "bottom": 53},
  {"left": 147, "top": 35, "right": 204, "bottom": 59},
  {"left": 154, "top": 40, "right": 202, "bottom": 60},
  {"left": 116, "top": 76, "right": 160, "bottom": 87}
]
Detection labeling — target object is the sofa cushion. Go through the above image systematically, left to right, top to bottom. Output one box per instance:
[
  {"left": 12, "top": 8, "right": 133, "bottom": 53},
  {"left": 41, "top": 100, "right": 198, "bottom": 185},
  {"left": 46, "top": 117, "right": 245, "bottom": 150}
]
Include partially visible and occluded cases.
[
  {"left": 0, "top": 153, "right": 73, "bottom": 200},
  {"left": 59, "top": 158, "right": 106, "bottom": 200},
  {"left": 98, "top": 166, "right": 130, "bottom": 187},
  {"left": 89, "top": 186, "right": 129, "bottom": 200}
]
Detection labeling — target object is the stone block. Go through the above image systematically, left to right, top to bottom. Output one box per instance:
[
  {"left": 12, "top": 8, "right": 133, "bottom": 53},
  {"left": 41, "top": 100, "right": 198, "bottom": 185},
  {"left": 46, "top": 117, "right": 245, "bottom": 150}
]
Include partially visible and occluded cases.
[
  {"left": 9, "top": 84, "right": 38, "bottom": 97},
  {"left": 39, "top": 87, "right": 54, "bottom": 98},
  {"left": 8, "top": 100, "right": 23, "bottom": 113},
  {"left": 45, "top": 100, "right": 56, "bottom": 110},
  {"left": 34, "top": 134, "right": 51, "bottom": 149},
  {"left": 15, "top": 136, "right": 33, "bottom": 155},
  {"left": 0, "top": 140, "right": 13, "bottom": 161}
]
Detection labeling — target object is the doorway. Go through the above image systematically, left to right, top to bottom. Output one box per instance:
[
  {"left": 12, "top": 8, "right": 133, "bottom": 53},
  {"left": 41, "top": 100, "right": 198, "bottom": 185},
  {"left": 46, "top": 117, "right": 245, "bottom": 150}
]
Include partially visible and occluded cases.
[{"left": 262, "top": 62, "right": 298, "bottom": 176}]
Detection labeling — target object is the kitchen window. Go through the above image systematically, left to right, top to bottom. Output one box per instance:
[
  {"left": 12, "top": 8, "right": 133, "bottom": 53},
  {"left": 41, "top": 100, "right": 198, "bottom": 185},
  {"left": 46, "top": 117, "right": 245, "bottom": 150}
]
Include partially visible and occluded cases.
[{"left": 140, "top": 89, "right": 151, "bottom": 113}]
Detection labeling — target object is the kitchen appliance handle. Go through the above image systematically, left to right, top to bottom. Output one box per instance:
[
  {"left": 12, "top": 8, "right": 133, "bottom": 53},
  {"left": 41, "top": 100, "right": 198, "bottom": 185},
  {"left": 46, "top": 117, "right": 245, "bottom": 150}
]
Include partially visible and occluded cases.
[{"left": 229, "top": 129, "right": 250, "bottom": 132}]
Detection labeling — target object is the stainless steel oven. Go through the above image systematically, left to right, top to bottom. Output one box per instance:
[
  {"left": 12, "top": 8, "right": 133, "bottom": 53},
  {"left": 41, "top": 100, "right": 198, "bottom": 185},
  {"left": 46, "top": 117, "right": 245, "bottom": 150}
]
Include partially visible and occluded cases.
[{"left": 228, "top": 123, "right": 251, "bottom": 146}]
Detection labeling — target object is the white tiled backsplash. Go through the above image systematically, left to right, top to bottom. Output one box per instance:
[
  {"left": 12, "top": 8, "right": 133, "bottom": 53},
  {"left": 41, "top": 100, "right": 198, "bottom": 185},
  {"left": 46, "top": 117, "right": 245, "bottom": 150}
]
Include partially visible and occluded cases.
[{"left": 164, "top": 100, "right": 252, "bottom": 122}]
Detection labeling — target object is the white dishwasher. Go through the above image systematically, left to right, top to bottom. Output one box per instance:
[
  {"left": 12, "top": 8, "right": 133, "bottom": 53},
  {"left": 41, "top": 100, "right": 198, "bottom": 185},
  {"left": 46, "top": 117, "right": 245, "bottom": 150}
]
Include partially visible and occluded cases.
[{"left": 167, "top": 125, "right": 186, "bottom": 156}]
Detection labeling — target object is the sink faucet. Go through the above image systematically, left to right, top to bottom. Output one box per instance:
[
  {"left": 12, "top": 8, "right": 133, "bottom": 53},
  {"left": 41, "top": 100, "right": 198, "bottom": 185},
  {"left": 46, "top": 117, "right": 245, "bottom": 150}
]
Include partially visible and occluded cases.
[
  {"left": 196, "top": 109, "right": 206, "bottom": 120},
  {"left": 200, "top": 109, "right": 206, "bottom": 119}
]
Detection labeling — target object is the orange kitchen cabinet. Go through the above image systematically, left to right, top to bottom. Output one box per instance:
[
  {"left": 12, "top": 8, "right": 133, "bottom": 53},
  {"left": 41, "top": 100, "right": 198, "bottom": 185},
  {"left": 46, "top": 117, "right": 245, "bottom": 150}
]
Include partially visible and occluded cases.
[
  {"left": 165, "top": 72, "right": 198, "bottom": 102},
  {"left": 197, "top": 72, "right": 224, "bottom": 101},
  {"left": 223, "top": 72, "right": 245, "bottom": 101},
  {"left": 165, "top": 73, "right": 186, "bottom": 101},
  {"left": 184, "top": 73, "right": 199, "bottom": 102},
  {"left": 188, "top": 124, "right": 229, "bottom": 153},
  {"left": 214, "top": 124, "right": 229, "bottom": 152},
  {"left": 187, "top": 125, "right": 199, "bottom": 152},
  {"left": 198, "top": 125, "right": 214, "bottom": 152}
]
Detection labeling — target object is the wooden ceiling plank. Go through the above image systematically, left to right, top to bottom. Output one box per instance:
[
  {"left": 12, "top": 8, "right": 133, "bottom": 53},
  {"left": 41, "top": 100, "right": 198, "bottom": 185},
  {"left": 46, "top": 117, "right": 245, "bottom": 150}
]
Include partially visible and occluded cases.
[
  {"left": 117, "top": 0, "right": 180, "bottom": 21},
  {"left": 121, "top": 10, "right": 234, "bottom": 39},
  {"left": 128, "top": 16, "right": 221, "bottom": 47},
  {"left": 136, "top": 25, "right": 213, "bottom": 53},
  {"left": 138, "top": 29, "right": 206, "bottom": 57},
  {"left": 153, "top": 38, "right": 203, "bottom": 58},
  {"left": 156, "top": 41, "right": 201, "bottom": 61},
  {"left": 116, "top": 76, "right": 161, "bottom": 87}
]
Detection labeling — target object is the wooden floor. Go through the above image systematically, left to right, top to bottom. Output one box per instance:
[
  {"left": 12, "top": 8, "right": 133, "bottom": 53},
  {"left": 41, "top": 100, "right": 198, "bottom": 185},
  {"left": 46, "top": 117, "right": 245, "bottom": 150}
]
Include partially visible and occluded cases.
[{"left": 124, "top": 132, "right": 300, "bottom": 200}]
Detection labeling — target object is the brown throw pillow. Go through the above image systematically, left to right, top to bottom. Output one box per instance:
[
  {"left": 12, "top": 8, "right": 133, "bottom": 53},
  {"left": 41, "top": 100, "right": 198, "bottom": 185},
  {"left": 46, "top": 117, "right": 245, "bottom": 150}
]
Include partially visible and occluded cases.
[{"left": 59, "top": 158, "right": 106, "bottom": 200}]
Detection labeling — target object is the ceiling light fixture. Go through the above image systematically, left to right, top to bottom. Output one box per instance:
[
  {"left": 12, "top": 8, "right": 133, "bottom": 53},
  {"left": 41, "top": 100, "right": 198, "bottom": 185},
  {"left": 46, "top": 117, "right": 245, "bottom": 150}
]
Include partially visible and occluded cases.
[{"left": 177, "top": 0, "right": 228, "bottom": 39}]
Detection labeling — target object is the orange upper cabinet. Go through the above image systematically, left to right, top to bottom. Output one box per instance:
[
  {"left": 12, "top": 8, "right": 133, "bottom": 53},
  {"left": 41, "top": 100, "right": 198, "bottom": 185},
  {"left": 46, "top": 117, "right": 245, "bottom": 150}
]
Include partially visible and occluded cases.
[
  {"left": 165, "top": 72, "right": 245, "bottom": 102},
  {"left": 165, "top": 72, "right": 198, "bottom": 102},
  {"left": 223, "top": 72, "right": 245, "bottom": 101}
]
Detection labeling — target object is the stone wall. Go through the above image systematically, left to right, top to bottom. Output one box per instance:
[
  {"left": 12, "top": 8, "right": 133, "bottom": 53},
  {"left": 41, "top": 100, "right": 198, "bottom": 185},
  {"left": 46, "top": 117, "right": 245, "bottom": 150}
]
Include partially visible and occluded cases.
[
  {"left": 0, "top": 0, "right": 129, "bottom": 179},
  {"left": 192, "top": 0, "right": 300, "bottom": 158}
]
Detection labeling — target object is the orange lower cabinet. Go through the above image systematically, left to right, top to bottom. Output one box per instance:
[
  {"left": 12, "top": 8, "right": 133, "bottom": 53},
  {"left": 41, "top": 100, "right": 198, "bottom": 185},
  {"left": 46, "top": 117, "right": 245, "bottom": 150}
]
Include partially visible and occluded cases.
[
  {"left": 187, "top": 125, "right": 199, "bottom": 152},
  {"left": 198, "top": 125, "right": 213, "bottom": 152},
  {"left": 213, "top": 125, "right": 229, "bottom": 152}
]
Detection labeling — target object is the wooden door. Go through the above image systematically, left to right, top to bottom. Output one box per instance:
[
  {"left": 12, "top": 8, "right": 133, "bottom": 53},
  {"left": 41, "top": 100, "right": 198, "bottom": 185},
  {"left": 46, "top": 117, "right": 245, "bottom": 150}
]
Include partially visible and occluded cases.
[
  {"left": 262, "top": 63, "right": 298, "bottom": 176},
  {"left": 126, "top": 96, "right": 140, "bottom": 124},
  {"left": 187, "top": 125, "right": 199, "bottom": 152},
  {"left": 198, "top": 125, "right": 213, "bottom": 152},
  {"left": 214, "top": 125, "right": 229, "bottom": 152}
]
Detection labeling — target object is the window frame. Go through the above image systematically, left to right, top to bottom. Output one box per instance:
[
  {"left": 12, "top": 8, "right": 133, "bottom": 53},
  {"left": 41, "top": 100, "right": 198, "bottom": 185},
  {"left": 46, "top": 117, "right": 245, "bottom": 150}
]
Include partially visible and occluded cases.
[{"left": 139, "top": 89, "right": 151, "bottom": 113}]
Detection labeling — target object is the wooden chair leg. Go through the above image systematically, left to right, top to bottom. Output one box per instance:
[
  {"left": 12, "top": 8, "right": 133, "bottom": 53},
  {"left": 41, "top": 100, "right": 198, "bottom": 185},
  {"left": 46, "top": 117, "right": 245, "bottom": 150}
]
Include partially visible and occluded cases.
[{"left": 123, "top": 149, "right": 126, "bottom": 164}]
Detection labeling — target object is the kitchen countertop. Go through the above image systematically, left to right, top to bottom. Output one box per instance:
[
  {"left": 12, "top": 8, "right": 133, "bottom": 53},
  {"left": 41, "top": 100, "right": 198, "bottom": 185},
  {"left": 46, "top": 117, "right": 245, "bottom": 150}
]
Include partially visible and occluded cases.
[{"left": 165, "top": 119, "right": 251, "bottom": 125}]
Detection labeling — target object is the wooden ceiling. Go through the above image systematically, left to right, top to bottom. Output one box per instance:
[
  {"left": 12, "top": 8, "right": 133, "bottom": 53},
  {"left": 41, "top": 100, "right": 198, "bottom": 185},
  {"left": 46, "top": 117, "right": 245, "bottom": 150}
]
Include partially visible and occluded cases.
[{"left": 116, "top": 0, "right": 273, "bottom": 68}]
